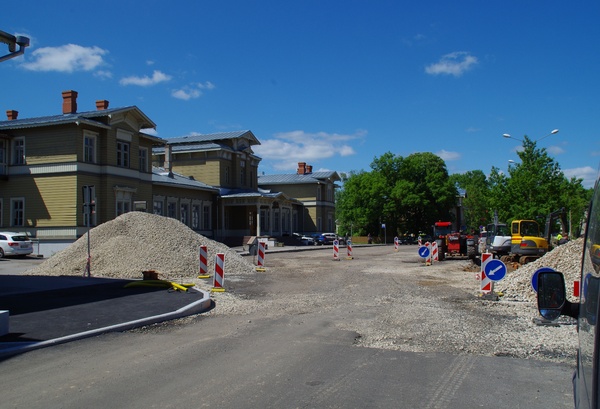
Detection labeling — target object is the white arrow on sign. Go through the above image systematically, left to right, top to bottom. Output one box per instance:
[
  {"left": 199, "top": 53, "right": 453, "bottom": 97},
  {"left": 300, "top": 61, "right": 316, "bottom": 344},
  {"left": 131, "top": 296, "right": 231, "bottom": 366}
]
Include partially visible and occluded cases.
[{"left": 489, "top": 265, "right": 503, "bottom": 276}]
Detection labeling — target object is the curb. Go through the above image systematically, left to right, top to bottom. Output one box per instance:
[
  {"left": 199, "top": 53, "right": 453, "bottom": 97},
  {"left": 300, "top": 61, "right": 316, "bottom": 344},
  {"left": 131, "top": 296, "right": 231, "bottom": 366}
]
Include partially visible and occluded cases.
[{"left": 0, "top": 287, "right": 213, "bottom": 359}]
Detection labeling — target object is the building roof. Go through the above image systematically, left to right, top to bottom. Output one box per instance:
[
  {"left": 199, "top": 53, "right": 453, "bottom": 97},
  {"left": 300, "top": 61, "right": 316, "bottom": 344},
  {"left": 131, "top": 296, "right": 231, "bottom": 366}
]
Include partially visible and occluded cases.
[
  {"left": 0, "top": 106, "right": 157, "bottom": 132},
  {"left": 164, "top": 130, "right": 260, "bottom": 146},
  {"left": 152, "top": 141, "right": 228, "bottom": 155},
  {"left": 152, "top": 167, "right": 219, "bottom": 192},
  {"left": 258, "top": 171, "right": 341, "bottom": 185},
  {"left": 219, "top": 187, "right": 302, "bottom": 204}
]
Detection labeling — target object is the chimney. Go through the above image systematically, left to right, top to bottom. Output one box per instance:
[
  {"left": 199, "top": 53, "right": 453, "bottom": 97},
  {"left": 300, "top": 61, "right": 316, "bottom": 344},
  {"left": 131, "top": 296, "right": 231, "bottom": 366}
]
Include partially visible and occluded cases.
[
  {"left": 62, "top": 90, "right": 78, "bottom": 114},
  {"left": 96, "top": 100, "right": 109, "bottom": 110},
  {"left": 6, "top": 110, "right": 18, "bottom": 120},
  {"left": 164, "top": 144, "right": 173, "bottom": 172},
  {"left": 297, "top": 162, "right": 306, "bottom": 175},
  {"left": 306, "top": 165, "right": 313, "bottom": 174}
]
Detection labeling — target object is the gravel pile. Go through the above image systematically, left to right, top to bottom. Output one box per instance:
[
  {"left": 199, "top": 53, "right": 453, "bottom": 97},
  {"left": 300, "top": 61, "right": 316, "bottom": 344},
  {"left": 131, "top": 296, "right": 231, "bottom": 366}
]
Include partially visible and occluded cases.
[
  {"left": 24, "top": 212, "right": 256, "bottom": 281},
  {"left": 497, "top": 237, "right": 584, "bottom": 302}
]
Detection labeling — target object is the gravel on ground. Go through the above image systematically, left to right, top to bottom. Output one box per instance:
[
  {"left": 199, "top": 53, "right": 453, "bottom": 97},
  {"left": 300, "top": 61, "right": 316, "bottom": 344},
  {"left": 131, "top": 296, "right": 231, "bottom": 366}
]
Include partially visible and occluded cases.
[{"left": 23, "top": 213, "right": 580, "bottom": 364}]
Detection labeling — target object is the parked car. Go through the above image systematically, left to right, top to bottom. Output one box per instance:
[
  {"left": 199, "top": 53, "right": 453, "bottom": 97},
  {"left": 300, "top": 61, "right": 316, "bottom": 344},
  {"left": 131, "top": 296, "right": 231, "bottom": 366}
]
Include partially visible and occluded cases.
[
  {"left": 0, "top": 232, "right": 34, "bottom": 257},
  {"left": 292, "top": 233, "right": 314, "bottom": 246},
  {"left": 313, "top": 233, "right": 345, "bottom": 245}
]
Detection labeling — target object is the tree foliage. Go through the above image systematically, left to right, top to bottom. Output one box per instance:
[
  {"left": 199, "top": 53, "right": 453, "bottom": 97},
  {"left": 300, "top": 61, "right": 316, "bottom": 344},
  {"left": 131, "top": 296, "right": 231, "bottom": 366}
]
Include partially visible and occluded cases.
[
  {"left": 336, "top": 143, "right": 592, "bottom": 239},
  {"left": 336, "top": 152, "right": 456, "bottom": 237}
]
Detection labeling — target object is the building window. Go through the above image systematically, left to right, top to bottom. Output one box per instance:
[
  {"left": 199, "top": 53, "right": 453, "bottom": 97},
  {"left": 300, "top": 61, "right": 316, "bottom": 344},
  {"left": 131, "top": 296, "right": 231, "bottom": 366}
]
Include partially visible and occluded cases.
[
  {"left": 83, "top": 132, "right": 97, "bottom": 163},
  {"left": 12, "top": 138, "right": 25, "bottom": 165},
  {"left": 0, "top": 140, "right": 7, "bottom": 176},
  {"left": 117, "top": 141, "right": 130, "bottom": 167},
  {"left": 139, "top": 147, "right": 148, "bottom": 172},
  {"left": 240, "top": 160, "right": 246, "bottom": 186},
  {"left": 225, "top": 166, "right": 230, "bottom": 184},
  {"left": 327, "top": 185, "right": 333, "bottom": 202},
  {"left": 316, "top": 186, "right": 321, "bottom": 201},
  {"left": 115, "top": 190, "right": 133, "bottom": 216},
  {"left": 10, "top": 198, "right": 24, "bottom": 227},
  {"left": 0, "top": 199, "right": 3, "bottom": 227},
  {"left": 153, "top": 200, "right": 164, "bottom": 215},
  {"left": 167, "top": 200, "right": 177, "bottom": 219},
  {"left": 180, "top": 203, "right": 189, "bottom": 226},
  {"left": 192, "top": 205, "right": 200, "bottom": 230},
  {"left": 203, "top": 205, "right": 211, "bottom": 229},
  {"left": 260, "top": 209, "right": 269, "bottom": 232},
  {"left": 273, "top": 209, "right": 280, "bottom": 232},
  {"left": 317, "top": 217, "right": 322, "bottom": 232}
]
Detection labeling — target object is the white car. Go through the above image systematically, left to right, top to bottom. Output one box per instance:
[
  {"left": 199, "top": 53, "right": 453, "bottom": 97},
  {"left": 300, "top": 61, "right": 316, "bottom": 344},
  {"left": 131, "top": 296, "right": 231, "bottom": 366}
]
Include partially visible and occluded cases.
[
  {"left": 0, "top": 232, "right": 33, "bottom": 257},
  {"left": 292, "top": 233, "right": 314, "bottom": 246}
]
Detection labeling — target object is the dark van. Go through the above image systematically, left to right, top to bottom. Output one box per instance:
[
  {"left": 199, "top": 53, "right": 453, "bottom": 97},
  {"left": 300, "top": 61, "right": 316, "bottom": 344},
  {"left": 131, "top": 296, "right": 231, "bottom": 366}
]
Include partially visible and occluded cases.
[{"left": 537, "top": 170, "right": 600, "bottom": 408}]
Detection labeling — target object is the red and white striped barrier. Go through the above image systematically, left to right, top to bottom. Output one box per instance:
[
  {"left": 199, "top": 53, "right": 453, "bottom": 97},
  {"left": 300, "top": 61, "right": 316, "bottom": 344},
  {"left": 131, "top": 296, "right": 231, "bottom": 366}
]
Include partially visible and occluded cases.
[
  {"left": 418, "top": 236, "right": 422, "bottom": 247},
  {"left": 394, "top": 237, "right": 399, "bottom": 251},
  {"left": 333, "top": 240, "right": 340, "bottom": 261},
  {"left": 347, "top": 240, "right": 353, "bottom": 259},
  {"left": 256, "top": 241, "right": 266, "bottom": 271},
  {"left": 431, "top": 241, "right": 439, "bottom": 262},
  {"left": 425, "top": 242, "right": 432, "bottom": 266},
  {"left": 198, "top": 245, "right": 209, "bottom": 278},
  {"left": 212, "top": 253, "right": 225, "bottom": 292},
  {"left": 480, "top": 253, "right": 492, "bottom": 293}
]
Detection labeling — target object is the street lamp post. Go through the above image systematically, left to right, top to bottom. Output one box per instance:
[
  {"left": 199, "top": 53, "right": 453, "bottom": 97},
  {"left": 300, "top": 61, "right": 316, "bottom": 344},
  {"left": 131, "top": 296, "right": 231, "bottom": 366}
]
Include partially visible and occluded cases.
[
  {"left": 0, "top": 29, "right": 30, "bottom": 63},
  {"left": 502, "top": 129, "right": 559, "bottom": 143}
]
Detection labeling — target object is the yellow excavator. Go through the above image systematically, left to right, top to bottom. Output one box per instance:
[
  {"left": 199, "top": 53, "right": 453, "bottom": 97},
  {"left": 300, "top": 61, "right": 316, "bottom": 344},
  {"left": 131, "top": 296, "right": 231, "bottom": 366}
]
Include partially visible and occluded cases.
[{"left": 500, "top": 208, "right": 567, "bottom": 265}]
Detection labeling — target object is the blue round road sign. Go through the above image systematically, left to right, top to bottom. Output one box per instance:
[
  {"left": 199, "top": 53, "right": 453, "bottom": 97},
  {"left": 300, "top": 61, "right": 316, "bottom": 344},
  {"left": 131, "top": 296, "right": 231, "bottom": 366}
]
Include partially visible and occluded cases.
[
  {"left": 418, "top": 246, "right": 430, "bottom": 258},
  {"left": 484, "top": 259, "right": 507, "bottom": 281},
  {"left": 531, "top": 267, "right": 556, "bottom": 293}
]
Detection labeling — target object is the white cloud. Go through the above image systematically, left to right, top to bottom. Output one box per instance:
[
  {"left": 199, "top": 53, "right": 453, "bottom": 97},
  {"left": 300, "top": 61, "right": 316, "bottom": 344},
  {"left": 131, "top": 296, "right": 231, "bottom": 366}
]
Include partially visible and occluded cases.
[
  {"left": 21, "top": 44, "right": 107, "bottom": 73},
  {"left": 425, "top": 51, "right": 478, "bottom": 77},
  {"left": 94, "top": 70, "right": 113, "bottom": 79},
  {"left": 120, "top": 70, "right": 172, "bottom": 86},
  {"left": 171, "top": 81, "right": 216, "bottom": 100},
  {"left": 254, "top": 130, "right": 365, "bottom": 170},
  {"left": 547, "top": 145, "right": 565, "bottom": 155},
  {"left": 435, "top": 149, "right": 461, "bottom": 161},
  {"left": 562, "top": 166, "right": 598, "bottom": 189},
  {"left": 564, "top": 166, "right": 598, "bottom": 189}
]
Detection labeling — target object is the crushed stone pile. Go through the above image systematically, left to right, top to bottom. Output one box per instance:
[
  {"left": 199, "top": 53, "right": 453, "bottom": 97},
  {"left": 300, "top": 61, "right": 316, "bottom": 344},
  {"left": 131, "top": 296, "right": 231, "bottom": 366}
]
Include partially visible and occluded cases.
[
  {"left": 24, "top": 212, "right": 256, "bottom": 280},
  {"left": 497, "top": 237, "right": 584, "bottom": 303}
]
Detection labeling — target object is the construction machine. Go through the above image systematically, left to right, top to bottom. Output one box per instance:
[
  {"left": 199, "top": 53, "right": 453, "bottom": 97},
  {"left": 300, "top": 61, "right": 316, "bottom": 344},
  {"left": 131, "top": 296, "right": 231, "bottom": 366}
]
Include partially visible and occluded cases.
[
  {"left": 501, "top": 208, "right": 567, "bottom": 265},
  {"left": 433, "top": 221, "right": 479, "bottom": 261},
  {"left": 484, "top": 222, "right": 512, "bottom": 258}
]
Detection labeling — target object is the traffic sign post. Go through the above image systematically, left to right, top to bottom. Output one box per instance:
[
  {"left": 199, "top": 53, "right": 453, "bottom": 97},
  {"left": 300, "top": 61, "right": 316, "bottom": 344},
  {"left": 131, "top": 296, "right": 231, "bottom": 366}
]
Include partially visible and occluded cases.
[
  {"left": 418, "top": 245, "right": 431, "bottom": 266},
  {"left": 484, "top": 259, "right": 507, "bottom": 282}
]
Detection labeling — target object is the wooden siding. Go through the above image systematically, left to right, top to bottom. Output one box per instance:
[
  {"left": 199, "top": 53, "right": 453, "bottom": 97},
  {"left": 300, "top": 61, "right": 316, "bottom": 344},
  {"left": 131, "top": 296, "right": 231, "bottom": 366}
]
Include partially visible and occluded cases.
[
  {"left": 19, "top": 126, "right": 79, "bottom": 165},
  {"left": 172, "top": 159, "right": 223, "bottom": 187},
  {"left": 0, "top": 174, "right": 77, "bottom": 227},
  {"left": 260, "top": 183, "right": 318, "bottom": 202}
]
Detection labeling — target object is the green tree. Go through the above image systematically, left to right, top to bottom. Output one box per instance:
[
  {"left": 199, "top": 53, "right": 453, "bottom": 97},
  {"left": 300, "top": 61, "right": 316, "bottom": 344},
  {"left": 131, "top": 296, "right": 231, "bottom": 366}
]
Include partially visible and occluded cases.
[
  {"left": 491, "top": 136, "right": 591, "bottom": 237},
  {"left": 336, "top": 152, "right": 457, "bottom": 238},
  {"left": 450, "top": 170, "right": 490, "bottom": 231}
]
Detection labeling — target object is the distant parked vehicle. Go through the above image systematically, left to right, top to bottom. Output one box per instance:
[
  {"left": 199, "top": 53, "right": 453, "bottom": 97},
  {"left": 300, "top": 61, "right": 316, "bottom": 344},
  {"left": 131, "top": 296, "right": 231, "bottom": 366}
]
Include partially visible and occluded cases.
[
  {"left": 0, "top": 232, "right": 33, "bottom": 258},
  {"left": 292, "top": 233, "right": 314, "bottom": 245}
]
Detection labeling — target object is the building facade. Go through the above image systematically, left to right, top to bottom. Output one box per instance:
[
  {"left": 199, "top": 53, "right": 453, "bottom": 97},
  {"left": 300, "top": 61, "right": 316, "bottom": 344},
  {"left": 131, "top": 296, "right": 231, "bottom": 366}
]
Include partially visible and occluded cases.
[
  {"left": 0, "top": 90, "right": 340, "bottom": 248},
  {"left": 0, "top": 90, "right": 215, "bottom": 242},
  {"left": 152, "top": 132, "right": 305, "bottom": 245},
  {"left": 258, "top": 162, "right": 340, "bottom": 234}
]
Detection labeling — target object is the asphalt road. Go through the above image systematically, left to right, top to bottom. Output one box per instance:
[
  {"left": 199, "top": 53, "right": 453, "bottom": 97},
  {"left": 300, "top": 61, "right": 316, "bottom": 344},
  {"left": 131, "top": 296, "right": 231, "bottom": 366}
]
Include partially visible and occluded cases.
[{"left": 0, "top": 247, "right": 574, "bottom": 408}]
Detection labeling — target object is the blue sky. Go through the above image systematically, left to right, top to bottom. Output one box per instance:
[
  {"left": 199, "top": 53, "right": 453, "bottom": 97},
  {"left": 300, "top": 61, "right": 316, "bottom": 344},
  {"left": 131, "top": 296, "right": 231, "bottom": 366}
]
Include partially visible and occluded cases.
[{"left": 2, "top": 1, "right": 599, "bottom": 187}]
